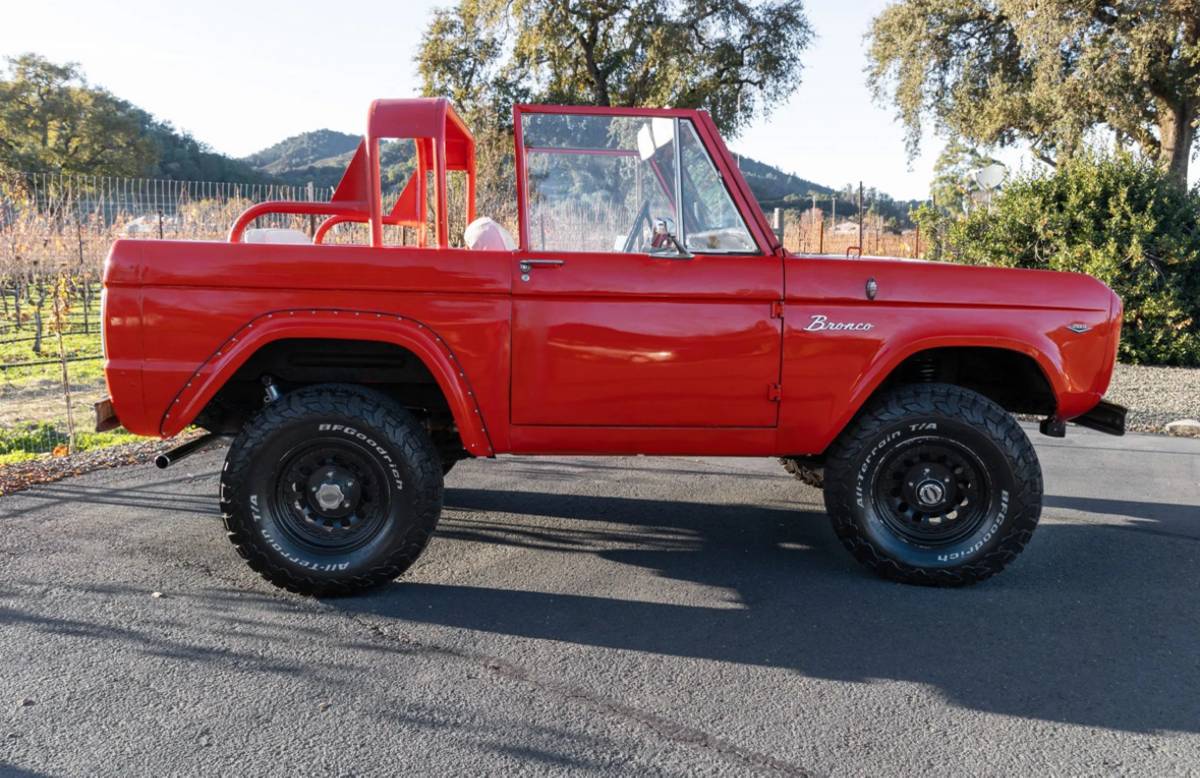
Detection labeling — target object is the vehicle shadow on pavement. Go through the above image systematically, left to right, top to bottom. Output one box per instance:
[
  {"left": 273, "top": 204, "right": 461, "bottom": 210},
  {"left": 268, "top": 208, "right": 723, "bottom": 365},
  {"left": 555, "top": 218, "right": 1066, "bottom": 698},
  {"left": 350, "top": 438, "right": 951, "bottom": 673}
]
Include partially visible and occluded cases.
[
  {"left": 0, "top": 472, "right": 219, "bottom": 521},
  {"left": 335, "top": 487, "right": 1200, "bottom": 736},
  {"left": 1044, "top": 494, "right": 1199, "bottom": 526}
]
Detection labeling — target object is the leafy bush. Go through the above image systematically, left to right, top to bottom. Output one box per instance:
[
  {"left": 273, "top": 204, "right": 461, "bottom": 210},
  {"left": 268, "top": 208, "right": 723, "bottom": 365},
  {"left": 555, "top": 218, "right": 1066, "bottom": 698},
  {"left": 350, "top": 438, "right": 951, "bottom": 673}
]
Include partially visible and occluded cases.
[
  {"left": 917, "top": 154, "right": 1200, "bottom": 366},
  {"left": 0, "top": 423, "right": 66, "bottom": 455}
]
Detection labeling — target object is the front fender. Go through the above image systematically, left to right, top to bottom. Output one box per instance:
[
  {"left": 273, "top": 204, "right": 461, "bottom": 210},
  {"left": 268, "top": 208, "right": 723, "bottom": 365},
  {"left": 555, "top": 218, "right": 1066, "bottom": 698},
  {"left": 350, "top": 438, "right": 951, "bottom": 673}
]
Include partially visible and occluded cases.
[
  {"left": 159, "top": 308, "right": 494, "bottom": 456},
  {"left": 850, "top": 332, "right": 1068, "bottom": 415}
]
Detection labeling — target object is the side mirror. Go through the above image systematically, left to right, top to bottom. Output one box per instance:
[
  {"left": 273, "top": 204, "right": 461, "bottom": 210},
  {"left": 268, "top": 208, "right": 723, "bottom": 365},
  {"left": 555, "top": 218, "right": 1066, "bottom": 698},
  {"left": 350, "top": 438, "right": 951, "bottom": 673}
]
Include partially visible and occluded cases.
[{"left": 649, "top": 217, "right": 691, "bottom": 259}]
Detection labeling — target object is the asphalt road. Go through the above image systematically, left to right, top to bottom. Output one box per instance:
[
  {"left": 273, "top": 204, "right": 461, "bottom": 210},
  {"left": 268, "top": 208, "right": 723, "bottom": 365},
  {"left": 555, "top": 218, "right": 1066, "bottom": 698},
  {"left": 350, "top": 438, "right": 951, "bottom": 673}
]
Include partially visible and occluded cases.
[{"left": 1, "top": 425, "right": 1198, "bottom": 776}]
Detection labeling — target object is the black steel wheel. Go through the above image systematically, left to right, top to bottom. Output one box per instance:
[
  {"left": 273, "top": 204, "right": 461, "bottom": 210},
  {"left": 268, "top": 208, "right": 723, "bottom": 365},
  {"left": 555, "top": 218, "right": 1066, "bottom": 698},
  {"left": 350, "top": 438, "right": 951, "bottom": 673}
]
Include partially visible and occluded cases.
[
  {"left": 823, "top": 383, "right": 1042, "bottom": 586},
  {"left": 220, "top": 384, "right": 443, "bottom": 596},
  {"left": 872, "top": 439, "right": 990, "bottom": 547},
  {"left": 273, "top": 440, "right": 390, "bottom": 553}
]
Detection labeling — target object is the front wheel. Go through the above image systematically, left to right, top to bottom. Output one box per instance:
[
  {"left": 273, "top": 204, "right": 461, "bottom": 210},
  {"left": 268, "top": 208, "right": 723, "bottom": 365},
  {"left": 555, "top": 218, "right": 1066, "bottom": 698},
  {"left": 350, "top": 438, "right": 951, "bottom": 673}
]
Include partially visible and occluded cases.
[
  {"left": 823, "top": 383, "right": 1042, "bottom": 586},
  {"left": 219, "top": 384, "right": 443, "bottom": 596}
]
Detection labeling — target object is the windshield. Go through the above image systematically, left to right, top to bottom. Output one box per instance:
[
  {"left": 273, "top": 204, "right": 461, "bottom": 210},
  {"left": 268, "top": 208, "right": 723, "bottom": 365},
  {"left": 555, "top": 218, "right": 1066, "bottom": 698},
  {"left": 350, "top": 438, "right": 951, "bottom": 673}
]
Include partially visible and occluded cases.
[{"left": 521, "top": 113, "right": 755, "bottom": 254}]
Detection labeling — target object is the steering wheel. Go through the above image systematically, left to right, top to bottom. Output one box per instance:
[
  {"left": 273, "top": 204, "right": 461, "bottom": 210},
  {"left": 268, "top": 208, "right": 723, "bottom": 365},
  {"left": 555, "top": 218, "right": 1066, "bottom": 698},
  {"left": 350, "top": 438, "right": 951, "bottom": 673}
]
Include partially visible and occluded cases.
[{"left": 621, "top": 200, "right": 653, "bottom": 253}]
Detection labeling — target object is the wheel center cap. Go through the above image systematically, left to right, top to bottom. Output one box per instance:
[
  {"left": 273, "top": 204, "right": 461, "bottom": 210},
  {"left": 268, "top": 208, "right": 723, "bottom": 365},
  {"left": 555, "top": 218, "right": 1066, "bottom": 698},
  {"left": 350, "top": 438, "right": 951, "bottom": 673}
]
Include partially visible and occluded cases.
[
  {"left": 304, "top": 465, "right": 361, "bottom": 520},
  {"left": 916, "top": 479, "right": 946, "bottom": 507},
  {"left": 314, "top": 483, "right": 346, "bottom": 511}
]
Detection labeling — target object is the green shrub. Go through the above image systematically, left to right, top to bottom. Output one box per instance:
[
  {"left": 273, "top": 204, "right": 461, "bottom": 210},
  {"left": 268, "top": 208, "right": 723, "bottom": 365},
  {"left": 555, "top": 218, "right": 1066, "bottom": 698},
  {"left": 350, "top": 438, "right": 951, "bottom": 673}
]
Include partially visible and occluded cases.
[
  {"left": 917, "top": 153, "right": 1200, "bottom": 366},
  {"left": 0, "top": 423, "right": 67, "bottom": 455}
]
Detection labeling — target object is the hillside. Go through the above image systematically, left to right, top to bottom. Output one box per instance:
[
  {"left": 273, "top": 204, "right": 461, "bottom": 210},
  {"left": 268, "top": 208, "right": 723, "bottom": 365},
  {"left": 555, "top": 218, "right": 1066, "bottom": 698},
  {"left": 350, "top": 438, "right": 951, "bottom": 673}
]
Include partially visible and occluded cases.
[
  {"left": 237, "top": 129, "right": 359, "bottom": 189},
  {"left": 243, "top": 129, "right": 361, "bottom": 175},
  {"left": 733, "top": 154, "right": 920, "bottom": 227},
  {"left": 733, "top": 155, "right": 834, "bottom": 205}
]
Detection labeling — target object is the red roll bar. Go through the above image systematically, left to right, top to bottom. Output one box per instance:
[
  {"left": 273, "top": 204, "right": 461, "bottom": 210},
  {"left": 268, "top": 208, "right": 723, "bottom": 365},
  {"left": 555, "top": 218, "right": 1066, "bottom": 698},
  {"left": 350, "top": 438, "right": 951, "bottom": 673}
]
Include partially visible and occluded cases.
[{"left": 228, "top": 98, "right": 477, "bottom": 248}]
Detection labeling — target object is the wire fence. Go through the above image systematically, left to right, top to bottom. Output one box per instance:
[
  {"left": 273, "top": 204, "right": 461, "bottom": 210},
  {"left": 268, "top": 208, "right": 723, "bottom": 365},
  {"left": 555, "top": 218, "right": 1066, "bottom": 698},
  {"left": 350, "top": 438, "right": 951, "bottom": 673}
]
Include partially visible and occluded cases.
[{"left": 8, "top": 171, "right": 330, "bottom": 225}]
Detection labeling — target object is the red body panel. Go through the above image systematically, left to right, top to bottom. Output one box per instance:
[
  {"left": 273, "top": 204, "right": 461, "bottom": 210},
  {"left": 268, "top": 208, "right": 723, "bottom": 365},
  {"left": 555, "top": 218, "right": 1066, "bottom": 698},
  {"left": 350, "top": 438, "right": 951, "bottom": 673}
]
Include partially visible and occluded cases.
[
  {"left": 100, "top": 100, "right": 1122, "bottom": 459},
  {"left": 510, "top": 250, "right": 782, "bottom": 428}
]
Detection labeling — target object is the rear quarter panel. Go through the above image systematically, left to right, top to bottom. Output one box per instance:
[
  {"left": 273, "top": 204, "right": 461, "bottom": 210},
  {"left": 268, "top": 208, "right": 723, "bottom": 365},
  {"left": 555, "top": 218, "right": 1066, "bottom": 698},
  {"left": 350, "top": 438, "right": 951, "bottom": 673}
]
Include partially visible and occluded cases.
[{"left": 104, "top": 240, "right": 513, "bottom": 450}]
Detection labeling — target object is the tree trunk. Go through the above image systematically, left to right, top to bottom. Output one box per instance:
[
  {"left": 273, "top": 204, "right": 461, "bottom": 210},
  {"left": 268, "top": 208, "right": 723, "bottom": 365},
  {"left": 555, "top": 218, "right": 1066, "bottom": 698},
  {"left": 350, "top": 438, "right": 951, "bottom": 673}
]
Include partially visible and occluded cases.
[{"left": 1158, "top": 101, "right": 1196, "bottom": 187}]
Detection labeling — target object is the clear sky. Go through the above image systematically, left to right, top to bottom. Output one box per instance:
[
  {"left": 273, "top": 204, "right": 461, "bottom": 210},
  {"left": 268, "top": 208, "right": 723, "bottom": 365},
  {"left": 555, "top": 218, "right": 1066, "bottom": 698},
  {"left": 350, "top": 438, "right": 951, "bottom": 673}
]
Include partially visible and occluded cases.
[{"left": 2, "top": 1, "right": 970, "bottom": 200}]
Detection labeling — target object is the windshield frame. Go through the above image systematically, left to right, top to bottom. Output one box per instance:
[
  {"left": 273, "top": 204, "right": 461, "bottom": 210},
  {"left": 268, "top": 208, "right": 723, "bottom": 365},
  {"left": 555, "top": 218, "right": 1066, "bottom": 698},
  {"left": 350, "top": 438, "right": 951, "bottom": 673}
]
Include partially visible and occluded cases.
[{"left": 513, "top": 104, "right": 775, "bottom": 256}]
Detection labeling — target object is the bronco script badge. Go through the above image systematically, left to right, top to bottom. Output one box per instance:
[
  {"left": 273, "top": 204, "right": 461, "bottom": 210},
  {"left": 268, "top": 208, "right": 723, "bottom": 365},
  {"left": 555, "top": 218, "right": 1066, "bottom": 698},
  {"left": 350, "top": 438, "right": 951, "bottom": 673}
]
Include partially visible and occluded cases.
[{"left": 804, "top": 314, "right": 874, "bottom": 332}]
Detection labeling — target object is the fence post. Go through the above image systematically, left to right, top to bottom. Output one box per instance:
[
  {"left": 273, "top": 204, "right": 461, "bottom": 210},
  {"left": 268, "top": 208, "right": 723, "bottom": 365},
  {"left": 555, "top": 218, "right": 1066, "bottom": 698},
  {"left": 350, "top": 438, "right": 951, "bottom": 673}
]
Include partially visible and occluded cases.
[
  {"left": 307, "top": 181, "right": 316, "bottom": 237},
  {"left": 857, "top": 182, "right": 864, "bottom": 258},
  {"left": 76, "top": 218, "right": 89, "bottom": 334},
  {"left": 52, "top": 273, "right": 76, "bottom": 454}
]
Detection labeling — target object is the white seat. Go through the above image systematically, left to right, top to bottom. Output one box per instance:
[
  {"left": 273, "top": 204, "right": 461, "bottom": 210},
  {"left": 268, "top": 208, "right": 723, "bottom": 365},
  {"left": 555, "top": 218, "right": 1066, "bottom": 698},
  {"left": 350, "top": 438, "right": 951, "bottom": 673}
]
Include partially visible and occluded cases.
[
  {"left": 464, "top": 217, "right": 517, "bottom": 251},
  {"left": 242, "top": 228, "right": 312, "bottom": 245}
]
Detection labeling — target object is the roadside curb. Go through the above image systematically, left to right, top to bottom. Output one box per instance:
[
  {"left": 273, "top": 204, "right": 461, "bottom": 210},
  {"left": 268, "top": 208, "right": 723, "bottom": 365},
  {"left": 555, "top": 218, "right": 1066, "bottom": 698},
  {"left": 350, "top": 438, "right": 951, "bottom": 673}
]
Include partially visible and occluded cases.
[{"left": 1165, "top": 419, "right": 1200, "bottom": 438}]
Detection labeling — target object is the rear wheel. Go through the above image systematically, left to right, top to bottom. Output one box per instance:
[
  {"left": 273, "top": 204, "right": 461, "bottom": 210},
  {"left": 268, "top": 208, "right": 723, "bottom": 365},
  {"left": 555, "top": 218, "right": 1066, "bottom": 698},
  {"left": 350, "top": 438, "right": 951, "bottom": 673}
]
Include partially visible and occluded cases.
[
  {"left": 823, "top": 383, "right": 1042, "bottom": 586},
  {"left": 219, "top": 384, "right": 443, "bottom": 596}
]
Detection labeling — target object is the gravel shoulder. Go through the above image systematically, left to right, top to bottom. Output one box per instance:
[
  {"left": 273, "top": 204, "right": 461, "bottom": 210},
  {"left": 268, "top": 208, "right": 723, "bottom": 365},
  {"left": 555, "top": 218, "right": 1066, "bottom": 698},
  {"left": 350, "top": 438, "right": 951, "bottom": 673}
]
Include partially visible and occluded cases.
[{"left": 1106, "top": 363, "right": 1200, "bottom": 432}]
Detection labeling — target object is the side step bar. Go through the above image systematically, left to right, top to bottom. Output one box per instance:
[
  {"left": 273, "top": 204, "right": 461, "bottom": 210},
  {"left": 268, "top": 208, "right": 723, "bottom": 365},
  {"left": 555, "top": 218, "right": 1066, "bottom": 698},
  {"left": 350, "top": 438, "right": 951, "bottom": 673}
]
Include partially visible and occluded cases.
[
  {"left": 1040, "top": 399, "right": 1127, "bottom": 438},
  {"left": 1071, "top": 400, "right": 1127, "bottom": 436}
]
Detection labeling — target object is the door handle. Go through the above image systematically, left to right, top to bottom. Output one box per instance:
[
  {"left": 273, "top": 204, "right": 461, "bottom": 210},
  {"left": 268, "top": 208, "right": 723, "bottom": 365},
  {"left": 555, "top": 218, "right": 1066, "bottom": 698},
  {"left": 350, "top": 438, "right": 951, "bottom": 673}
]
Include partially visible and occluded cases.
[{"left": 519, "top": 259, "right": 565, "bottom": 280}]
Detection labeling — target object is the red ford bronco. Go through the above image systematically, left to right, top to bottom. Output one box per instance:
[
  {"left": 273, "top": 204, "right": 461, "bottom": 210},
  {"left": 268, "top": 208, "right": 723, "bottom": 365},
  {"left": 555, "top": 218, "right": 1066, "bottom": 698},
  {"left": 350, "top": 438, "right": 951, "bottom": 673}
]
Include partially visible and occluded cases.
[{"left": 98, "top": 98, "right": 1125, "bottom": 594}]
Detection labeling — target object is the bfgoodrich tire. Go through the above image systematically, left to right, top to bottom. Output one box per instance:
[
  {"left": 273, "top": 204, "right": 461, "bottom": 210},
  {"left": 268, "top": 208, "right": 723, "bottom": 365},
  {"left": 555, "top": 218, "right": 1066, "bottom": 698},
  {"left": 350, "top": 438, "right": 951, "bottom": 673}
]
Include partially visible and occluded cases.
[
  {"left": 823, "top": 383, "right": 1042, "bottom": 586},
  {"left": 219, "top": 384, "right": 443, "bottom": 596}
]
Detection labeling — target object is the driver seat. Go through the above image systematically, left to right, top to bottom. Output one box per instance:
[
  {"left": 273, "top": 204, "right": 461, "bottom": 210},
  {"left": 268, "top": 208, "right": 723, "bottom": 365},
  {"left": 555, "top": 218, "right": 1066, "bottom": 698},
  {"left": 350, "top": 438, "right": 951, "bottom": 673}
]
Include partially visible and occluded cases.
[{"left": 464, "top": 217, "right": 517, "bottom": 251}]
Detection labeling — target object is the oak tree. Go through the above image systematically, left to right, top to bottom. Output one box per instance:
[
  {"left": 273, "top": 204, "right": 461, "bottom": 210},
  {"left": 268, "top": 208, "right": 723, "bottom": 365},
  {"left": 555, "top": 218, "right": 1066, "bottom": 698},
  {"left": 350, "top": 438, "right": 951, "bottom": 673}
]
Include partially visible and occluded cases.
[
  {"left": 417, "top": 0, "right": 813, "bottom": 138},
  {"left": 867, "top": 1, "right": 1200, "bottom": 186},
  {"left": 0, "top": 54, "right": 154, "bottom": 176}
]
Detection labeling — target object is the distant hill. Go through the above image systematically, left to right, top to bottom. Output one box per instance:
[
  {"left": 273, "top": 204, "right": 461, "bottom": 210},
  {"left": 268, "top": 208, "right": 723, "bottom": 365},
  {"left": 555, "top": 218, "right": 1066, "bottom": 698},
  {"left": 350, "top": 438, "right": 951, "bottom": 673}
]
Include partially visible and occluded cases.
[
  {"left": 239, "top": 129, "right": 360, "bottom": 189},
  {"left": 244, "top": 129, "right": 360, "bottom": 175},
  {"left": 734, "top": 154, "right": 920, "bottom": 228},
  {"left": 733, "top": 155, "right": 835, "bottom": 205}
]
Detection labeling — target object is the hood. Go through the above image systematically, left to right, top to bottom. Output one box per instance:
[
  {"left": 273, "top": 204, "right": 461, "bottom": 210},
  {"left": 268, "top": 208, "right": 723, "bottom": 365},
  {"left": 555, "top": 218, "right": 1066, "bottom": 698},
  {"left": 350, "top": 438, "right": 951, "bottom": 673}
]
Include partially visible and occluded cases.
[{"left": 788, "top": 255, "right": 1116, "bottom": 313}]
